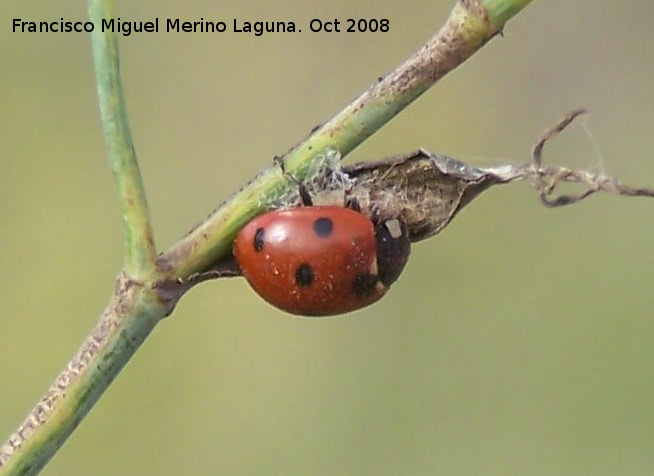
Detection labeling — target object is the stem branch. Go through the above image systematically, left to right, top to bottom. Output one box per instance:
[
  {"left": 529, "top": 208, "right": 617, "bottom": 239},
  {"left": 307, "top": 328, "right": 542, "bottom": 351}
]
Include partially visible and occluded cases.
[{"left": 90, "top": 0, "right": 157, "bottom": 277}]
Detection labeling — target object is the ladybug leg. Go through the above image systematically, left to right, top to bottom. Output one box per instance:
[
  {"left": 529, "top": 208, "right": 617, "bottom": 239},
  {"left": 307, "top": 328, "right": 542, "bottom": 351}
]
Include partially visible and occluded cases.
[
  {"left": 273, "top": 155, "right": 313, "bottom": 206},
  {"left": 342, "top": 178, "right": 363, "bottom": 211},
  {"left": 351, "top": 191, "right": 380, "bottom": 224},
  {"left": 344, "top": 194, "right": 362, "bottom": 213},
  {"left": 369, "top": 202, "right": 381, "bottom": 223}
]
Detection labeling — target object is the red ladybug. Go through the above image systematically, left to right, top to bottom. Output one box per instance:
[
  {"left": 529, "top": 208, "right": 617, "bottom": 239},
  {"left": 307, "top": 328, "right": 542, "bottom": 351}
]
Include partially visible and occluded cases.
[{"left": 233, "top": 204, "right": 411, "bottom": 316}]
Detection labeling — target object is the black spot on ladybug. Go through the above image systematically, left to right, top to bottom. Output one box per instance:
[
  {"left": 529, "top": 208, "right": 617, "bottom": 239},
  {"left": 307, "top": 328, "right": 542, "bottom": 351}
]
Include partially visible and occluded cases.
[
  {"left": 313, "top": 217, "right": 334, "bottom": 237},
  {"left": 375, "top": 219, "right": 411, "bottom": 286},
  {"left": 253, "top": 228, "right": 265, "bottom": 252},
  {"left": 295, "top": 263, "right": 315, "bottom": 287},
  {"left": 352, "top": 273, "right": 379, "bottom": 297}
]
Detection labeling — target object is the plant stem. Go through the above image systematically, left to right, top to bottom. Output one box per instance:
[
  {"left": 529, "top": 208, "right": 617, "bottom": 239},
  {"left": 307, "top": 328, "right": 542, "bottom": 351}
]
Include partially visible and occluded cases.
[
  {"left": 90, "top": 0, "right": 157, "bottom": 277},
  {"left": 484, "top": 0, "right": 535, "bottom": 28}
]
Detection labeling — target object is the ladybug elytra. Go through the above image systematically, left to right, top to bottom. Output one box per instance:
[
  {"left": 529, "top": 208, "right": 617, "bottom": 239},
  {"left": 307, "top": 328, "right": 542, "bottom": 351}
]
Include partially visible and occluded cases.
[{"left": 233, "top": 204, "right": 411, "bottom": 316}]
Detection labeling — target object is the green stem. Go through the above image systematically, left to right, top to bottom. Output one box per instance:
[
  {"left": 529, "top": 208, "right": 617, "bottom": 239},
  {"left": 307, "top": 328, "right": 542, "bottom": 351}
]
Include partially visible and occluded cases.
[
  {"left": 90, "top": 0, "right": 157, "bottom": 277},
  {"left": 484, "top": 0, "right": 535, "bottom": 28}
]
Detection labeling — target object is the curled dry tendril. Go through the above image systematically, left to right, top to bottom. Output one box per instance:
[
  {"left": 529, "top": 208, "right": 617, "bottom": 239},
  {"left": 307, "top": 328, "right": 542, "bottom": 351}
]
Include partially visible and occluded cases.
[{"left": 526, "top": 109, "right": 654, "bottom": 207}]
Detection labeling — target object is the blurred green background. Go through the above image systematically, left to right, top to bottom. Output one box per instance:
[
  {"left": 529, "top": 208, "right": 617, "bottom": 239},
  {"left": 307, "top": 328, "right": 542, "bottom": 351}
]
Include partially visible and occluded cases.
[{"left": 2, "top": 1, "right": 654, "bottom": 475}]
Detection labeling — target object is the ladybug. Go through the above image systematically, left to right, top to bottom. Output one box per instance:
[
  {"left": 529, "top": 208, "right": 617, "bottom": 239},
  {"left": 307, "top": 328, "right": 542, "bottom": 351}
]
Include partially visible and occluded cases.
[{"left": 233, "top": 194, "right": 411, "bottom": 317}]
